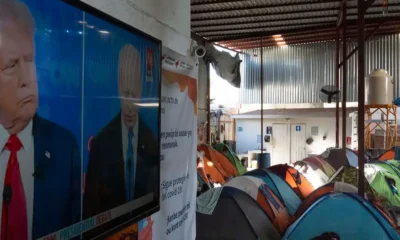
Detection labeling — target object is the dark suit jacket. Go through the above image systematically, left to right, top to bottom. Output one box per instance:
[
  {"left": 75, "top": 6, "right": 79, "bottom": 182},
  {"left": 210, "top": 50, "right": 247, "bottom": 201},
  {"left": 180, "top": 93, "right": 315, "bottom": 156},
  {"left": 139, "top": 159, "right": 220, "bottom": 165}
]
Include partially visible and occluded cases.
[
  {"left": 83, "top": 114, "right": 158, "bottom": 238},
  {"left": 31, "top": 115, "right": 81, "bottom": 239}
]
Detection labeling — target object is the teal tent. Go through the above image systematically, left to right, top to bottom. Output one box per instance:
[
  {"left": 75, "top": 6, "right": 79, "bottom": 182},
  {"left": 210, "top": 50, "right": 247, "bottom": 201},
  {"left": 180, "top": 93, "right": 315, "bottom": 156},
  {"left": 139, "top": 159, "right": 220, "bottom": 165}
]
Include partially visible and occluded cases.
[
  {"left": 244, "top": 169, "right": 301, "bottom": 215},
  {"left": 283, "top": 192, "right": 400, "bottom": 240}
]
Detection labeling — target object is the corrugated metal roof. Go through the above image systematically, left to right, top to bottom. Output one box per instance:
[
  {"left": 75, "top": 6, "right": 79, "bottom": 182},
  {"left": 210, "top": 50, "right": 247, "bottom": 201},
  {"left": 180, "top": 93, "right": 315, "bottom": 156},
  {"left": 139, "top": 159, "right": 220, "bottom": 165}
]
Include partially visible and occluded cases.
[
  {"left": 191, "top": 0, "right": 400, "bottom": 49},
  {"left": 239, "top": 33, "right": 400, "bottom": 104}
]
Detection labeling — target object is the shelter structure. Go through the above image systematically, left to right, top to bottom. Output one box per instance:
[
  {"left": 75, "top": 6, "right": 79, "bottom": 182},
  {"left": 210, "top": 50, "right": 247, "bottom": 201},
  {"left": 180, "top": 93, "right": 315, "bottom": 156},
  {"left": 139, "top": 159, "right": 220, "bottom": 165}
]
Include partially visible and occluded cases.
[
  {"left": 191, "top": 0, "right": 400, "bottom": 197},
  {"left": 198, "top": 144, "right": 238, "bottom": 178},
  {"left": 320, "top": 148, "right": 359, "bottom": 170},
  {"left": 268, "top": 164, "right": 314, "bottom": 200},
  {"left": 244, "top": 169, "right": 301, "bottom": 215},
  {"left": 225, "top": 176, "right": 291, "bottom": 233},
  {"left": 196, "top": 187, "right": 281, "bottom": 240},
  {"left": 283, "top": 193, "right": 400, "bottom": 240}
]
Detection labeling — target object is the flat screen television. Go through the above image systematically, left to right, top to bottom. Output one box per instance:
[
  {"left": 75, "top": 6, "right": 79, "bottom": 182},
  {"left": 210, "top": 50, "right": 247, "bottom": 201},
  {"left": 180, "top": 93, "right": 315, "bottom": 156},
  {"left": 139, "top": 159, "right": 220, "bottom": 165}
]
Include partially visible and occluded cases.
[{"left": 0, "top": 0, "right": 161, "bottom": 239}]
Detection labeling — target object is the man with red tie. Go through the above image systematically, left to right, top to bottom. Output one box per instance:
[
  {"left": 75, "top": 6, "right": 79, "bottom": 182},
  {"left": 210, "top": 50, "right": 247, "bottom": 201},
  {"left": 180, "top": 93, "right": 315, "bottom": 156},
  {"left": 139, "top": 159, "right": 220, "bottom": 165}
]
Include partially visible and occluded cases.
[{"left": 0, "top": 0, "right": 81, "bottom": 239}]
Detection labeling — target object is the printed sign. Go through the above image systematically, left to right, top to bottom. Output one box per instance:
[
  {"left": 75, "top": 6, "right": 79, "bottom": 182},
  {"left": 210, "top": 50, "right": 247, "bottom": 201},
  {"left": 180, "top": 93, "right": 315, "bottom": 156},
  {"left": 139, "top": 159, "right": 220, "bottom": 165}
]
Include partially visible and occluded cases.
[{"left": 266, "top": 126, "right": 272, "bottom": 134}]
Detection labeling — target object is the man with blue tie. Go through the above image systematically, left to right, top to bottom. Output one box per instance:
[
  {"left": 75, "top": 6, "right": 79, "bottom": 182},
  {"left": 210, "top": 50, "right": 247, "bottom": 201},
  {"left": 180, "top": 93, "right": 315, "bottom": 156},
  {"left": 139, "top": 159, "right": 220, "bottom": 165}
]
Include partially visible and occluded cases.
[
  {"left": 0, "top": 0, "right": 81, "bottom": 239},
  {"left": 83, "top": 44, "right": 158, "bottom": 237}
]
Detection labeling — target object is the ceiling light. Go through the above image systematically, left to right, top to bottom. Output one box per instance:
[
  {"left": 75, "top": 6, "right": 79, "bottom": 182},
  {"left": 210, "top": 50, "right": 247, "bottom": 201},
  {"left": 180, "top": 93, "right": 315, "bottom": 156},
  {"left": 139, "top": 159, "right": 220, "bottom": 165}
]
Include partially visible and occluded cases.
[{"left": 99, "top": 30, "right": 110, "bottom": 34}]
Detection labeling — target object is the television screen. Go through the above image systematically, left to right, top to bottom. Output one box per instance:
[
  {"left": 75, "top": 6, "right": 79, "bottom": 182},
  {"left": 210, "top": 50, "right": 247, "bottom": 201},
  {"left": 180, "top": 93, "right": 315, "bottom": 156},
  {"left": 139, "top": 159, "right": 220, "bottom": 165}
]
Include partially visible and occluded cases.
[{"left": 0, "top": 0, "right": 161, "bottom": 239}]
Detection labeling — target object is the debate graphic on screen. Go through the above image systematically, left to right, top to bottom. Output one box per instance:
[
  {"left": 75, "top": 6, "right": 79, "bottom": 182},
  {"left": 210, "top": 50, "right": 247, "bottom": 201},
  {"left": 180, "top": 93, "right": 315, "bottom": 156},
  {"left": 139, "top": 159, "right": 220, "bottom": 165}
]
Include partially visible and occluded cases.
[{"left": 0, "top": 0, "right": 161, "bottom": 239}]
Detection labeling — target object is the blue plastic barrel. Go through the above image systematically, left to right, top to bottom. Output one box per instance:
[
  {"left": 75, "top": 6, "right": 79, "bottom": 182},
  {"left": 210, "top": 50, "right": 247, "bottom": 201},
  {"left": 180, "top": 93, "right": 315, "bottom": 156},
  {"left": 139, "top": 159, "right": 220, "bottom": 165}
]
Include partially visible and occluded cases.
[{"left": 257, "top": 153, "right": 271, "bottom": 169}]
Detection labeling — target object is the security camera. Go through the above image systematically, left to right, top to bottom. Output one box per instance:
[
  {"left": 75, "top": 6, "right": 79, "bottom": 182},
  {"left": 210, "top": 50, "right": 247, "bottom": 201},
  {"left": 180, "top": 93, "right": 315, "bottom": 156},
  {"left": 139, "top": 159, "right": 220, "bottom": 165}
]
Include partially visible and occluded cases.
[{"left": 194, "top": 46, "right": 206, "bottom": 58}]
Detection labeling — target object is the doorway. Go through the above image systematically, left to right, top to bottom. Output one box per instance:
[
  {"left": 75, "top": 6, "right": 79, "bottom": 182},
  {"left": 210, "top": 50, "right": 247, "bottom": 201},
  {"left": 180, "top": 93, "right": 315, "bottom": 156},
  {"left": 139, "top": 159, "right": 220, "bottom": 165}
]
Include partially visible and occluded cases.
[
  {"left": 272, "top": 123, "right": 290, "bottom": 164},
  {"left": 290, "top": 123, "right": 307, "bottom": 163}
]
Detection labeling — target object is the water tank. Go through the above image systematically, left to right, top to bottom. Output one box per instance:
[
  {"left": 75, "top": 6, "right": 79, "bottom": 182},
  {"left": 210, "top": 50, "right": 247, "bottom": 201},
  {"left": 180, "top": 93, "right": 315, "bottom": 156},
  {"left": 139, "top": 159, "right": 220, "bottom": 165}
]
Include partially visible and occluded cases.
[{"left": 365, "top": 69, "right": 394, "bottom": 105}]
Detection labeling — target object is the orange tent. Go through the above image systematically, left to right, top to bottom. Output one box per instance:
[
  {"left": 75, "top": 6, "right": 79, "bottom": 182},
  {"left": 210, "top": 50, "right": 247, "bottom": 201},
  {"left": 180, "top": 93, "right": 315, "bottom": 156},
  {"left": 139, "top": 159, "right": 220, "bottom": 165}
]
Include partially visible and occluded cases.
[
  {"left": 198, "top": 145, "right": 238, "bottom": 178},
  {"left": 378, "top": 149, "right": 395, "bottom": 161},
  {"left": 197, "top": 154, "right": 226, "bottom": 184},
  {"left": 268, "top": 164, "right": 314, "bottom": 200},
  {"left": 226, "top": 176, "right": 292, "bottom": 234},
  {"left": 294, "top": 183, "right": 334, "bottom": 218}
]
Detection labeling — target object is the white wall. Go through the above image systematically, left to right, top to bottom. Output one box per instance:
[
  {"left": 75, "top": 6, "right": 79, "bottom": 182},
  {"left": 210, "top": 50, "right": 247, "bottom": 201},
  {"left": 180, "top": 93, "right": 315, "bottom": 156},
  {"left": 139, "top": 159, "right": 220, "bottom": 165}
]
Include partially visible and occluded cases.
[
  {"left": 82, "top": 0, "right": 191, "bottom": 55},
  {"left": 236, "top": 117, "right": 352, "bottom": 156}
]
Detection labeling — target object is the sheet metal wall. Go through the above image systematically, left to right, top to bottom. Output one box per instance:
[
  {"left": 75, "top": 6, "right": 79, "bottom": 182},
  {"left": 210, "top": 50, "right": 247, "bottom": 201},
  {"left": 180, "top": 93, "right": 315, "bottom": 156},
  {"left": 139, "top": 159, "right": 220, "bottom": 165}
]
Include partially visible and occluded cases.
[{"left": 240, "top": 34, "right": 400, "bottom": 104}]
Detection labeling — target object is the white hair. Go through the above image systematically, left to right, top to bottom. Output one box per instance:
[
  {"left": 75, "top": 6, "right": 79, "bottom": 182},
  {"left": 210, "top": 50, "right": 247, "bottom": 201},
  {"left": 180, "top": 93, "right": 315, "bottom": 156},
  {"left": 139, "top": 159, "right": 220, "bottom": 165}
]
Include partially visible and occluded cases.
[{"left": 0, "top": 0, "right": 35, "bottom": 35}]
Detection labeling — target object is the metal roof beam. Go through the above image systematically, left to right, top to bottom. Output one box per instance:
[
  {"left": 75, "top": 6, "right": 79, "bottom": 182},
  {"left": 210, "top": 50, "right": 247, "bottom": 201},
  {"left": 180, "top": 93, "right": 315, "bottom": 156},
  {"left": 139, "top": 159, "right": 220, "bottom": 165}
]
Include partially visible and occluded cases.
[
  {"left": 191, "top": 0, "right": 340, "bottom": 14},
  {"left": 191, "top": 0, "right": 249, "bottom": 6},
  {"left": 191, "top": 3, "right": 400, "bottom": 21},
  {"left": 192, "top": 10, "right": 400, "bottom": 28},
  {"left": 200, "top": 16, "right": 400, "bottom": 41},
  {"left": 196, "top": 21, "right": 334, "bottom": 34},
  {"left": 223, "top": 23, "right": 394, "bottom": 47},
  {"left": 231, "top": 29, "right": 400, "bottom": 49}
]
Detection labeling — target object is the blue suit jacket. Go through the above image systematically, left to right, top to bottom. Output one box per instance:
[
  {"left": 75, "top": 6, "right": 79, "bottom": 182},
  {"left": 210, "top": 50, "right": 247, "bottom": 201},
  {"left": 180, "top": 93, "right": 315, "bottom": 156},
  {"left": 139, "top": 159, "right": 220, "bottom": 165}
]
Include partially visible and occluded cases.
[{"left": 31, "top": 115, "right": 81, "bottom": 239}]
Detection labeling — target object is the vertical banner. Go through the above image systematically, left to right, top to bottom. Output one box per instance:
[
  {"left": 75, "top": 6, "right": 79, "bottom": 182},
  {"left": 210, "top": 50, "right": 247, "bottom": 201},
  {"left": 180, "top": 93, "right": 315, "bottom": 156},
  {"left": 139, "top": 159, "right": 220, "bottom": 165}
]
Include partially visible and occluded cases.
[{"left": 141, "top": 47, "right": 197, "bottom": 240}]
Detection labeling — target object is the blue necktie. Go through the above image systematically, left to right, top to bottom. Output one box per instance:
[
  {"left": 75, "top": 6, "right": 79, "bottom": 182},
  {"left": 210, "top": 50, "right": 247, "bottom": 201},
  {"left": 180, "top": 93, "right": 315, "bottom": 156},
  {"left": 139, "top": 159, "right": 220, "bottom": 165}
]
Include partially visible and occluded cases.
[{"left": 126, "top": 130, "right": 135, "bottom": 201}]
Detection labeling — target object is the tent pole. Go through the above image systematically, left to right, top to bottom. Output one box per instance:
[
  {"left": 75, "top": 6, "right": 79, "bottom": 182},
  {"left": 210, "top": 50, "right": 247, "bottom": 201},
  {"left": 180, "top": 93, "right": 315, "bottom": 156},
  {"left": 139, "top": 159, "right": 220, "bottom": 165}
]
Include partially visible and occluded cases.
[
  {"left": 357, "top": 0, "right": 366, "bottom": 198},
  {"left": 341, "top": 2, "right": 347, "bottom": 161},
  {"left": 335, "top": 29, "right": 340, "bottom": 148},
  {"left": 260, "top": 37, "right": 264, "bottom": 159}
]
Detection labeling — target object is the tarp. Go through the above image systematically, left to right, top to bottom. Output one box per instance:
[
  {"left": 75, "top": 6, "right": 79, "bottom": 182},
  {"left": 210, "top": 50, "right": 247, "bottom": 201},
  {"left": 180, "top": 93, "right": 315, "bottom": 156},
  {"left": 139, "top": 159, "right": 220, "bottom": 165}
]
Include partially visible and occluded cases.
[
  {"left": 214, "top": 143, "right": 247, "bottom": 175},
  {"left": 198, "top": 145, "right": 238, "bottom": 178},
  {"left": 320, "top": 148, "right": 359, "bottom": 170},
  {"left": 269, "top": 164, "right": 314, "bottom": 200},
  {"left": 244, "top": 169, "right": 301, "bottom": 216},
  {"left": 225, "top": 176, "right": 291, "bottom": 234},
  {"left": 197, "top": 187, "right": 281, "bottom": 240},
  {"left": 283, "top": 193, "right": 400, "bottom": 240}
]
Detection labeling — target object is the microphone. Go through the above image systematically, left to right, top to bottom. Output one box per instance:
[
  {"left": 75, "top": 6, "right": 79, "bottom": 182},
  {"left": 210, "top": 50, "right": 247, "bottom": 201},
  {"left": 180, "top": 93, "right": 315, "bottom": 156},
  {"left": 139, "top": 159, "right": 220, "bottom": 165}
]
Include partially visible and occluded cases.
[{"left": 3, "top": 184, "right": 12, "bottom": 240}]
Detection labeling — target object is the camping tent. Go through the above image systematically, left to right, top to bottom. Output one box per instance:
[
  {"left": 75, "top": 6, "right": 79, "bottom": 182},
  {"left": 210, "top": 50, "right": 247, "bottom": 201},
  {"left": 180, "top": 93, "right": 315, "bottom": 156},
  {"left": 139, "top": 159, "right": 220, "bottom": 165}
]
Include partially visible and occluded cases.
[
  {"left": 214, "top": 143, "right": 247, "bottom": 175},
  {"left": 198, "top": 145, "right": 238, "bottom": 179},
  {"left": 320, "top": 147, "right": 359, "bottom": 170},
  {"left": 378, "top": 149, "right": 395, "bottom": 161},
  {"left": 197, "top": 152, "right": 226, "bottom": 184},
  {"left": 294, "top": 156, "right": 336, "bottom": 189},
  {"left": 366, "top": 161, "right": 400, "bottom": 208},
  {"left": 268, "top": 164, "right": 314, "bottom": 200},
  {"left": 328, "top": 166, "right": 375, "bottom": 200},
  {"left": 244, "top": 169, "right": 301, "bottom": 215},
  {"left": 225, "top": 176, "right": 291, "bottom": 234},
  {"left": 294, "top": 182, "right": 360, "bottom": 218},
  {"left": 197, "top": 187, "right": 281, "bottom": 240},
  {"left": 283, "top": 193, "right": 400, "bottom": 240}
]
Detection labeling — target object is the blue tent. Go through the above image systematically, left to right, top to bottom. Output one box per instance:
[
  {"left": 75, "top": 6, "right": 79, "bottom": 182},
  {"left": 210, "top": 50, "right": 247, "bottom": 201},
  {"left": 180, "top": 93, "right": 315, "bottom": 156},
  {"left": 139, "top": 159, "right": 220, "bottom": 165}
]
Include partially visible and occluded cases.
[
  {"left": 244, "top": 169, "right": 301, "bottom": 215},
  {"left": 283, "top": 192, "right": 400, "bottom": 240}
]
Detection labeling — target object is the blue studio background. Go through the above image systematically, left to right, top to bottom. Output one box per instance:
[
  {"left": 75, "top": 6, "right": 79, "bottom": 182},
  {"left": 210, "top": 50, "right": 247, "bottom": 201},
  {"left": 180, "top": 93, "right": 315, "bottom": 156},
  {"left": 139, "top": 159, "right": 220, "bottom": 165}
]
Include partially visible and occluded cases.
[
  {"left": 22, "top": 0, "right": 83, "bottom": 149},
  {"left": 23, "top": 0, "right": 160, "bottom": 176},
  {"left": 83, "top": 13, "right": 160, "bottom": 173}
]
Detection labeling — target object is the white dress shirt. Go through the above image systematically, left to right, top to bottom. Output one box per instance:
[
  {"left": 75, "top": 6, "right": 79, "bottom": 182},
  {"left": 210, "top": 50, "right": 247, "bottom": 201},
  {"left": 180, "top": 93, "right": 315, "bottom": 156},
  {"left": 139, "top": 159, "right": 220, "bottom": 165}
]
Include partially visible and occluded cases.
[
  {"left": 121, "top": 116, "right": 139, "bottom": 195},
  {"left": 0, "top": 121, "right": 34, "bottom": 240}
]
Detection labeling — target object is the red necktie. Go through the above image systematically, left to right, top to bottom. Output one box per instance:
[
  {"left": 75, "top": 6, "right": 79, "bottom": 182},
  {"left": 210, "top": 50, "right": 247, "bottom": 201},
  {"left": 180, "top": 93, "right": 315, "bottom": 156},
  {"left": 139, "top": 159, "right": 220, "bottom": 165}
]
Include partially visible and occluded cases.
[{"left": 1, "top": 135, "right": 28, "bottom": 240}]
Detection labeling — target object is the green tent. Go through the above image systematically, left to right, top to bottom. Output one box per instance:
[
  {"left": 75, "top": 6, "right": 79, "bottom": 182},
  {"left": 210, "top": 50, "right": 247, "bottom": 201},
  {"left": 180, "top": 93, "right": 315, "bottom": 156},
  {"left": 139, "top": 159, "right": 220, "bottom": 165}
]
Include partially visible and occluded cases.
[
  {"left": 214, "top": 143, "right": 247, "bottom": 175},
  {"left": 367, "top": 161, "right": 400, "bottom": 208},
  {"left": 328, "top": 166, "right": 376, "bottom": 200}
]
